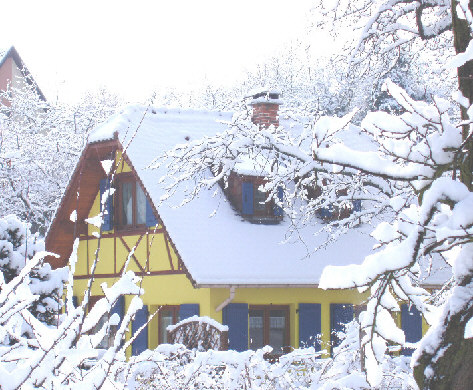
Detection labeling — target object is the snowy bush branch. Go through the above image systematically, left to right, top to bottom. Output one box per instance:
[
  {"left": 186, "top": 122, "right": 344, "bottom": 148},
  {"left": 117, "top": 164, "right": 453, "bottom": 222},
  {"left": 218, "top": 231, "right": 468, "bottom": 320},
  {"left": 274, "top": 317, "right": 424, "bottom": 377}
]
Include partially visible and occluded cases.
[{"left": 0, "top": 81, "right": 122, "bottom": 234}]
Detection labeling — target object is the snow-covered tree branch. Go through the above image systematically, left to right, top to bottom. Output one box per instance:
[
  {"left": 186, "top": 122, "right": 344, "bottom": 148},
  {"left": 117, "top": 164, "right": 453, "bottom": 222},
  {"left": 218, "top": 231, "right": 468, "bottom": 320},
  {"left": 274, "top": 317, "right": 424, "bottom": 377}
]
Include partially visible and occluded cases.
[
  {"left": 151, "top": 3, "right": 473, "bottom": 381},
  {"left": 0, "top": 80, "right": 122, "bottom": 234}
]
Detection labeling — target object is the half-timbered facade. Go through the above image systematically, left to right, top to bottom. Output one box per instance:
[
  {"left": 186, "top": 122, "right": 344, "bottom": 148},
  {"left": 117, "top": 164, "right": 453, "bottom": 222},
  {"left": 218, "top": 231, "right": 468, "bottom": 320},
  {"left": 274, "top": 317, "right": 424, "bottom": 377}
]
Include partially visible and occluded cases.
[{"left": 46, "top": 94, "right": 443, "bottom": 357}]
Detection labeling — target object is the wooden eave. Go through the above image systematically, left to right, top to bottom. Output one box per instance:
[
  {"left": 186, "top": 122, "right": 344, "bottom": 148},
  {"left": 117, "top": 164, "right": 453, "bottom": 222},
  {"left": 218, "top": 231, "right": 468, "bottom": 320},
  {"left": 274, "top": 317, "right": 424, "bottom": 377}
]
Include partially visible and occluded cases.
[
  {"left": 45, "top": 138, "right": 197, "bottom": 287},
  {"left": 45, "top": 138, "right": 119, "bottom": 268}
]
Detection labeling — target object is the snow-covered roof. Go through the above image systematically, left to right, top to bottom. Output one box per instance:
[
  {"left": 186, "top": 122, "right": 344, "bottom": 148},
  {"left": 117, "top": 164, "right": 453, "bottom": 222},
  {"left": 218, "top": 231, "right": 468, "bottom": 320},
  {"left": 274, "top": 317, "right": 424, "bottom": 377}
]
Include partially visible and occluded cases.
[
  {"left": 0, "top": 45, "right": 12, "bottom": 67},
  {"left": 0, "top": 45, "right": 46, "bottom": 101},
  {"left": 88, "top": 105, "right": 446, "bottom": 287}
]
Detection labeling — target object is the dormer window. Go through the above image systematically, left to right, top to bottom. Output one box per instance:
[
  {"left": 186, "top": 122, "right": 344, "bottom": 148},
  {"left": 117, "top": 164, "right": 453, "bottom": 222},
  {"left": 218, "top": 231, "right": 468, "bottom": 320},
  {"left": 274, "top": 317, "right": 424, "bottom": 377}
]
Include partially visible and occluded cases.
[
  {"left": 226, "top": 172, "right": 283, "bottom": 223},
  {"left": 242, "top": 181, "right": 279, "bottom": 216},
  {"left": 254, "top": 186, "right": 268, "bottom": 213}
]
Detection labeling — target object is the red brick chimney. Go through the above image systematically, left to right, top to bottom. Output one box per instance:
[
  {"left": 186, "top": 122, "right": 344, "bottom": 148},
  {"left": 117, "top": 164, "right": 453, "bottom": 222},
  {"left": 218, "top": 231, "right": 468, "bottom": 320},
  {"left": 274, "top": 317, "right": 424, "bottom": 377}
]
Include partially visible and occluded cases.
[{"left": 249, "top": 89, "right": 282, "bottom": 128}]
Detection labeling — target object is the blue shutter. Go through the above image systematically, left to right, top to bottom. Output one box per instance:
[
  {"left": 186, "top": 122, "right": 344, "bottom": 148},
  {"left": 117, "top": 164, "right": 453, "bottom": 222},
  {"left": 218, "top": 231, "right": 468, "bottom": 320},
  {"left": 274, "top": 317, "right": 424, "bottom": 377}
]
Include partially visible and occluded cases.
[
  {"left": 99, "top": 178, "right": 113, "bottom": 231},
  {"left": 242, "top": 182, "right": 254, "bottom": 215},
  {"left": 273, "top": 186, "right": 284, "bottom": 216},
  {"left": 146, "top": 198, "right": 158, "bottom": 227},
  {"left": 353, "top": 200, "right": 362, "bottom": 212},
  {"left": 320, "top": 205, "right": 333, "bottom": 219},
  {"left": 111, "top": 295, "right": 125, "bottom": 324},
  {"left": 111, "top": 295, "right": 125, "bottom": 347},
  {"left": 72, "top": 296, "right": 78, "bottom": 308},
  {"left": 222, "top": 303, "right": 248, "bottom": 352},
  {"left": 299, "top": 303, "right": 321, "bottom": 351},
  {"left": 330, "top": 303, "right": 354, "bottom": 351},
  {"left": 179, "top": 304, "right": 199, "bottom": 321},
  {"left": 401, "top": 304, "right": 422, "bottom": 356},
  {"left": 132, "top": 305, "right": 148, "bottom": 355}
]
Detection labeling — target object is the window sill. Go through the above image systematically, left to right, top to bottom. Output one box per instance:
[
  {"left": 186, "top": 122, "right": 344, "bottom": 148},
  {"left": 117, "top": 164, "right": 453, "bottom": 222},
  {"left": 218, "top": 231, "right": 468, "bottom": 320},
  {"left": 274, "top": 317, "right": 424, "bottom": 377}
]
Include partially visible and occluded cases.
[
  {"left": 241, "top": 215, "right": 283, "bottom": 225},
  {"left": 114, "top": 225, "right": 150, "bottom": 234}
]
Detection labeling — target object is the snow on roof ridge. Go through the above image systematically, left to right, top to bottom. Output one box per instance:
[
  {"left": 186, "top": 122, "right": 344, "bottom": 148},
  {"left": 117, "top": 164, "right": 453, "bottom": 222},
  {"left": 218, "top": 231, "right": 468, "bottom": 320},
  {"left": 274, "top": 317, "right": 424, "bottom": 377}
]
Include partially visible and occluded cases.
[
  {"left": 0, "top": 44, "right": 12, "bottom": 53},
  {"left": 0, "top": 45, "right": 13, "bottom": 65},
  {"left": 88, "top": 103, "right": 234, "bottom": 144},
  {"left": 151, "top": 106, "right": 232, "bottom": 116}
]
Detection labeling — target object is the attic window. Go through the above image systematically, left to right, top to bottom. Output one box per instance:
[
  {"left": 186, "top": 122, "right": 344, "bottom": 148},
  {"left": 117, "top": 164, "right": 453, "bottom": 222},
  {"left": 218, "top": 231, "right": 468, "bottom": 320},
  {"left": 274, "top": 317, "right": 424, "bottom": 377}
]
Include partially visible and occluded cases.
[
  {"left": 111, "top": 173, "right": 158, "bottom": 230},
  {"left": 224, "top": 173, "right": 283, "bottom": 222},
  {"left": 118, "top": 177, "right": 146, "bottom": 227},
  {"left": 242, "top": 180, "right": 283, "bottom": 219},
  {"left": 254, "top": 187, "right": 267, "bottom": 212}
]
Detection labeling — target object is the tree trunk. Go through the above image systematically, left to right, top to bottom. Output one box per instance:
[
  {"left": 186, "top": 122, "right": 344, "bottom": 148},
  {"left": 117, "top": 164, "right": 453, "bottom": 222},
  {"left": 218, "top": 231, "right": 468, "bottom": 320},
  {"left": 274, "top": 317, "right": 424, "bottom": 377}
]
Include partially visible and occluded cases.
[
  {"left": 455, "top": 0, "right": 473, "bottom": 189},
  {"left": 413, "top": 2, "right": 473, "bottom": 389},
  {"left": 413, "top": 273, "right": 473, "bottom": 389}
]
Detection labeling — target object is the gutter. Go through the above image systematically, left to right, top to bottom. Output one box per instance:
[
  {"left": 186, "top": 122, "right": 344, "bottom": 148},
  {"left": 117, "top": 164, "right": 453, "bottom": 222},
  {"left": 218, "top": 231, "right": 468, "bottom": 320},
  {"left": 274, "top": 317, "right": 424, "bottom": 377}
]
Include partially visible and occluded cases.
[
  {"left": 197, "top": 283, "right": 319, "bottom": 289},
  {"left": 215, "top": 286, "right": 236, "bottom": 312}
]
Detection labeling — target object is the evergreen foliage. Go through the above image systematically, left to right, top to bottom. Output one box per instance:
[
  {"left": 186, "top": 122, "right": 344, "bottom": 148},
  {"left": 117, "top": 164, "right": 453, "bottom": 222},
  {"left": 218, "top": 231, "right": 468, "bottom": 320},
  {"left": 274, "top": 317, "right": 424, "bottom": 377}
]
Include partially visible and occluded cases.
[{"left": 0, "top": 214, "right": 66, "bottom": 327}]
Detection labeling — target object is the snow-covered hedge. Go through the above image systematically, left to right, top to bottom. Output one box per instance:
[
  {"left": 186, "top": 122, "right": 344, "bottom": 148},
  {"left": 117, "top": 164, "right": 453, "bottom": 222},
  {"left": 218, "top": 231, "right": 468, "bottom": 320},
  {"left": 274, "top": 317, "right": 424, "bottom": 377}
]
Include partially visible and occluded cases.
[{"left": 126, "top": 321, "right": 416, "bottom": 390}]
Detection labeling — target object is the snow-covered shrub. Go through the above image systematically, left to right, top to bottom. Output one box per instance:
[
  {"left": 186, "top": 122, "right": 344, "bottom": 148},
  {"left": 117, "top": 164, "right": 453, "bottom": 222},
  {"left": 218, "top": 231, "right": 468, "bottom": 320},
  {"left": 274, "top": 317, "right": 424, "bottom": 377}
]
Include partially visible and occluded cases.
[
  {"left": 0, "top": 214, "right": 67, "bottom": 326},
  {"left": 0, "top": 235, "right": 147, "bottom": 389},
  {"left": 313, "top": 320, "right": 417, "bottom": 390},
  {"left": 127, "top": 331, "right": 416, "bottom": 390},
  {"left": 129, "top": 345, "right": 323, "bottom": 390}
]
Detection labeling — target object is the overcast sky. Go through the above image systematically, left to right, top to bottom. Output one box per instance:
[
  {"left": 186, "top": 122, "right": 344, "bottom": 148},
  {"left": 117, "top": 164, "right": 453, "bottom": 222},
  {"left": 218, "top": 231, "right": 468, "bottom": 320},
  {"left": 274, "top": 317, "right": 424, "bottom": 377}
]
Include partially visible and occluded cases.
[{"left": 1, "top": 0, "right": 316, "bottom": 103}]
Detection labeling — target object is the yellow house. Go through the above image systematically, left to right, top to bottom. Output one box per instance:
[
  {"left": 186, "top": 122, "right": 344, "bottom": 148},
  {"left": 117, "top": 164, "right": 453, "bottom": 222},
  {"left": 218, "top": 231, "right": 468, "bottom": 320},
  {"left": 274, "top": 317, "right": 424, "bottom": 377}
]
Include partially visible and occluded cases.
[{"left": 46, "top": 92, "right": 439, "bottom": 356}]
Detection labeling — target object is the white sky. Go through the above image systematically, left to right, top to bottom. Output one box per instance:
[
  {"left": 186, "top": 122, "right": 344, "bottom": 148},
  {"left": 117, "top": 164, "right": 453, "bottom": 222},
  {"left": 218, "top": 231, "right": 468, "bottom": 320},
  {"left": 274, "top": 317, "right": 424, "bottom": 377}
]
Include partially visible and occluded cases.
[{"left": 1, "top": 0, "right": 316, "bottom": 103}]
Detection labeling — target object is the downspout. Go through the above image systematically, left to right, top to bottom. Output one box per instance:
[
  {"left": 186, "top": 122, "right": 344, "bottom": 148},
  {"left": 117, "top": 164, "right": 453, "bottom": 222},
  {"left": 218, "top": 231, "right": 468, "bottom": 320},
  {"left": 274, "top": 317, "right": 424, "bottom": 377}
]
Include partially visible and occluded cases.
[{"left": 215, "top": 286, "right": 236, "bottom": 312}]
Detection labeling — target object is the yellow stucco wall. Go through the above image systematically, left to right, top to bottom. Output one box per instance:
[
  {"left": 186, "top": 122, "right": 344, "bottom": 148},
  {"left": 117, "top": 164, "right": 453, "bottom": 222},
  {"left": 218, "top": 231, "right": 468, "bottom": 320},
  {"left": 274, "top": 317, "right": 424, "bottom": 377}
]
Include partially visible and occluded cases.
[{"left": 210, "top": 287, "right": 363, "bottom": 353}]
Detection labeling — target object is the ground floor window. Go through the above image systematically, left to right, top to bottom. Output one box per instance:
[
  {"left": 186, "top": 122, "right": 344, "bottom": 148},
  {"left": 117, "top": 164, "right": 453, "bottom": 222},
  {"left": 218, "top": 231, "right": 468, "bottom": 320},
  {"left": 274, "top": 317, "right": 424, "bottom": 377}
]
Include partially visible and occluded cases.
[
  {"left": 88, "top": 295, "right": 118, "bottom": 349},
  {"left": 159, "top": 305, "right": 179, "bottom": 344},
  {"left": 249, "top": 305, "right": 289, "bottom": 353}
]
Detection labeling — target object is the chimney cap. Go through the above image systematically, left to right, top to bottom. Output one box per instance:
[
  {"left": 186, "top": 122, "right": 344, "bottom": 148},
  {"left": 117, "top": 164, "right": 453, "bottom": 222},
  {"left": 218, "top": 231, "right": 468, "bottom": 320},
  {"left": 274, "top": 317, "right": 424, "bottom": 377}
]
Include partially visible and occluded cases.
[{"left": 245, "top": 88, "right": 283, "bottom": 105}]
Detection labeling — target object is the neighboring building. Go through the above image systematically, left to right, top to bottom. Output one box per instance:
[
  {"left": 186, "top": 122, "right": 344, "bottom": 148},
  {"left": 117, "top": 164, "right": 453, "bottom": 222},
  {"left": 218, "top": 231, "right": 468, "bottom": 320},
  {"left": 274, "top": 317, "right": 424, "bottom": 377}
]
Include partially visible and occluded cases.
[
  {"left": 0, "top": 45, "right": 46, "bottom": 104},
  {"left": 46, "top": 91, "right": 443, "bottom": 356}
]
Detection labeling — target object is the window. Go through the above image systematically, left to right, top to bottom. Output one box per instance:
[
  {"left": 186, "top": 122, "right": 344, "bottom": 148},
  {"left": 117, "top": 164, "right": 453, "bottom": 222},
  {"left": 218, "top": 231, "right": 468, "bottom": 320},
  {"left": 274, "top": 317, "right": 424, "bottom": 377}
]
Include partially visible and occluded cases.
[
  {"left": 224, "top": 172, "right": 283, "bottom": 221},
  {"left": 110, "top": 173, "right": 158, "bottom": 230},
  {"left": 117, "top": 174, "right": 147, "bottom": 228},
  {"left": 241, "top": 180, "right": 283, "bottom": 219},
  {"left": 254, "top": 187, "right": 267, "bottom": 212},
  {"left": 87, "top": 295, "right": 121, "bottom": 349},
  {"left": 157, "top": 304, "right": 200, "bottom": 345},
  {"left": 249, "top": 305, "right": 289, "bottom": 353},
  {"left": 159, "top": 306, "right": 179, "bottom": 344}
]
